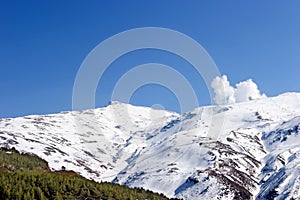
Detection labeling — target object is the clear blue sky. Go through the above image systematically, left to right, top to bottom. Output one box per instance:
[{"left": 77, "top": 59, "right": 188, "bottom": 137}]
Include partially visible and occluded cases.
[{"left": 1, "top": 1, "right": 299, "bottom": 117}]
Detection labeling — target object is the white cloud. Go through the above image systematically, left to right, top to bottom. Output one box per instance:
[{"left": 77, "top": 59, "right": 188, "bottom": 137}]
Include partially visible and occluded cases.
[
  {"left": 211, "top": 75, "right": 266, "bottom": 105},
  {"left": 211, "top": 75, "right": 235, "bottom": 105},
  {"left": 235, "top": 79, "right": 266, "bottom": 103}
]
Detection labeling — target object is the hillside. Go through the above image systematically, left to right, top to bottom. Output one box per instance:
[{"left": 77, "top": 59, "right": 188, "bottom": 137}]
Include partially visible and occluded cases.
[{"left": 0, "top": 147, "right": 175, "bottom": 200}]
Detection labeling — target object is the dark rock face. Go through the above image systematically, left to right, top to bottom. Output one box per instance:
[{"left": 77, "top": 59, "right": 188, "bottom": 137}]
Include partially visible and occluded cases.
[{"left": 198, "top": 137, "right": 262, "bottom": 200}]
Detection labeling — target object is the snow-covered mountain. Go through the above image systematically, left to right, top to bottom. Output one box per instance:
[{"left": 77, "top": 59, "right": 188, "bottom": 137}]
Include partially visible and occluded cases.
[{"left": 0, "top": 92, "right": 299, "bottom": 199}]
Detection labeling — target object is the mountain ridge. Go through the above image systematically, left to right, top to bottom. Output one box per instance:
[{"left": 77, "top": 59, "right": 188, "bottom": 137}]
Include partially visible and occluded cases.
[{"left": 0, "top": 92, "right": 299, "bottom": 199}]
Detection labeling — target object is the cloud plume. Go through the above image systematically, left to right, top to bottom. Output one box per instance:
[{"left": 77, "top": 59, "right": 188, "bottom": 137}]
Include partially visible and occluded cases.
[{"left": 211, "top": 75, "right": 266, "bottom": 105}]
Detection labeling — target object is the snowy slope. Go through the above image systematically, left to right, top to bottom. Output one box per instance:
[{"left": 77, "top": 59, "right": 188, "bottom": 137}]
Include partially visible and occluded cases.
[
  {"left": 0, "top": 92, "right": 300, "bottom": 199},
  {"left": 0, "top": 102, "right": 179, "bottom": 182}
]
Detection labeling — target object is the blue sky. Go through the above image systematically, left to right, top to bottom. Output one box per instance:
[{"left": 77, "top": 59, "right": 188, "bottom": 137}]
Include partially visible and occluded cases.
[{"left": 1, "top": 1, "right": 299, "bottom": 117}]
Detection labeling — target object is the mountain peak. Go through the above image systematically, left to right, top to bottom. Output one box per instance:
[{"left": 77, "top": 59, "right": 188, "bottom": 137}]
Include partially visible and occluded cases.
[
  {"left": 0, "top": 92, "right": 299, "bottom": 199},
  {"left": 108, "top": 100, "right": 127, "bottom": 106}
]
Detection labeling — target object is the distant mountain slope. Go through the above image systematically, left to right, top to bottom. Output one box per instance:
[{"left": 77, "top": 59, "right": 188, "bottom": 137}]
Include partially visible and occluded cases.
[{"left": 0, "top": 93, "right": 299, "bottom": 199}]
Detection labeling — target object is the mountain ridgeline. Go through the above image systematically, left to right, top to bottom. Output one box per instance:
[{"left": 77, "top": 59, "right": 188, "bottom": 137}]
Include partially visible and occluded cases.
[{"left": 0, "top": 93, "right": 300, "bottom": 199}]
